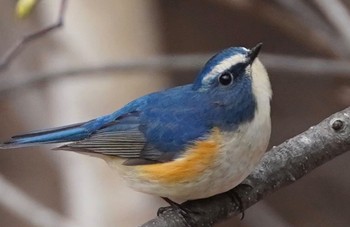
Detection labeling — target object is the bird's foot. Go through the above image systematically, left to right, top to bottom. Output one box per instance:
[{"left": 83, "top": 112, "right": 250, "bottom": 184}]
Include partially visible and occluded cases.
[
  {"left": 230, "top": 183, "right": 252, "bottom": 220},
  {"left": 230, "top": 190, "right": 245, "bottom": 220},
  {"left": 158, "top": 197, "right": 198, "bottom": 225}
]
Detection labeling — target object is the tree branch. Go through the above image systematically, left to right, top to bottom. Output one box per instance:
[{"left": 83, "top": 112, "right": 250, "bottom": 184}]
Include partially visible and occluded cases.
[
  {"left": 0, "top": 0, "right": 67, "bottom": 71},
  {"left": 141, "top": 107, "right": 350, "bottom": 227}
]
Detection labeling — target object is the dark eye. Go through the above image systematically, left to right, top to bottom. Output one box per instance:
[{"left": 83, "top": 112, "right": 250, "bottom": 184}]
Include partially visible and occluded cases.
[{"left": 218, "top": 72, "right": 233, "bottom": 86}]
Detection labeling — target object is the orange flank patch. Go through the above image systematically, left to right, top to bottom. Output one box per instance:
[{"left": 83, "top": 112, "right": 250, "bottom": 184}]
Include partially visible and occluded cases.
[{"left": 137, "top": 128, "right": 221, "bottom": 184}]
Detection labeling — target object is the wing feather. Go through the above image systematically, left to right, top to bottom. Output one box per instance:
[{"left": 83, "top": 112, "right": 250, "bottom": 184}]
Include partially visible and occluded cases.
[
  {"left": 55, "top": 113, "right": 173, "bottom": 165},
  {"left": 57, "top": 128, "right": 146, "bottom": 158}
]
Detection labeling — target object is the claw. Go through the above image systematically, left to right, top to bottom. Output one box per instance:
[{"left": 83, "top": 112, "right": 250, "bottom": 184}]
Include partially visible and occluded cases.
[
  {"left": 230, "top": 191, "right": 245, "bottom": 220},
  {"left": 159, "top": 197, "right": 198, "bottom": 225}
]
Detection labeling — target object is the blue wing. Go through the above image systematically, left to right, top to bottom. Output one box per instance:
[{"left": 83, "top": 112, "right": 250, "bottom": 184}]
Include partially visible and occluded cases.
[
  {"left": 0, "top": 85, "right": 212, "bottom": 165},
  {"left": 57, "top": 112, "right": 171, "bottom": 165}
]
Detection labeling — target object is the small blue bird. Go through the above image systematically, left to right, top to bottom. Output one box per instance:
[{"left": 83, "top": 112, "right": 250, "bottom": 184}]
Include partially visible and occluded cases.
[{"left": 0, "top": 44, "right": 271, "bottom": 200}]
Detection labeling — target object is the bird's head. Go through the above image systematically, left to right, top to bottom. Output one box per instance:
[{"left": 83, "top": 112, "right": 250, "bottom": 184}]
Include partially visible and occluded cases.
[{"left": 192, "top": 43, "right": 272, "bottom": 127}]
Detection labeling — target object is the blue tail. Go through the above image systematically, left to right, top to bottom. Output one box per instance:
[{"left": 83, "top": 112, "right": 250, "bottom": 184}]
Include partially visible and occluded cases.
[{"left": 0, "top": 122, "right": 90, "bottom": 149}]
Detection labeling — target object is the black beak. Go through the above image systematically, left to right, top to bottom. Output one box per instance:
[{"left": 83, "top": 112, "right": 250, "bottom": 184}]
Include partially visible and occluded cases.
[{"left": 247, "top": 43, "right": 263, "bottom": 65}]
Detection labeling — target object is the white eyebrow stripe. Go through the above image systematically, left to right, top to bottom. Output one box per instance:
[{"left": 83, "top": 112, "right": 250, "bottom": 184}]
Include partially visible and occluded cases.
[{"left": 202, "top": 54, "right": 246, "bottom": 84}]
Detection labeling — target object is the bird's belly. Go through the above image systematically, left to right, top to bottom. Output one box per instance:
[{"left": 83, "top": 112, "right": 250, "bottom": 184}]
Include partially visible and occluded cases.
[{"left": 105, "top": 119, "right": 271, "bottom": 200}]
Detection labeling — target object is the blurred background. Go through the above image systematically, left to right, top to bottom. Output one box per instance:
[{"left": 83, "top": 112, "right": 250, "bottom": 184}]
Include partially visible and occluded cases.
[{"left": 1, "top": 0, "right": 350, "bottom": 226}]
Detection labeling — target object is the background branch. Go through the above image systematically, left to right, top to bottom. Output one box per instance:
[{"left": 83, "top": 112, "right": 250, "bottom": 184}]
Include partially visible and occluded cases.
[
  {"left": 0, "top": 0, "right": 67, "bottom": 71},
  {"left": 215, "top": 0, "right": 346, "bottom": 57},
  {"left": 313, "top": 0, "right": 350, "bottom": 53},
  {"left": 1, "top": 53, "right": 350, "bottom": 96},
  {"left": 141, "top": 107, "right": 350, "bottom": 227},
  {"left": 0, "top": 174, "right": 78, "bottom": 227}
]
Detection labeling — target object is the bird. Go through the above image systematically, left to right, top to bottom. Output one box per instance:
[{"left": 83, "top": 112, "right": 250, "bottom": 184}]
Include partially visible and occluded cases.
[{"left": 0, "top": 43, "right": 271, "bottom": 201}]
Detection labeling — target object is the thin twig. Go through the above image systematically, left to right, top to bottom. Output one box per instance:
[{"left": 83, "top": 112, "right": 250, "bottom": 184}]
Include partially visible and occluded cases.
[
  {"left": 0, "top": 0, "right": 68, "bottom": 71},
  {"left": 215, "top": 0, "right": 346, "bottom": 57},
  {"left": 273, "top": 0, "right": 348, "bottom": 56},
  {"left": 274, "top": 0, "right": 335, "bottom": 36},
  {"left": 313, "top": 0, "right": 350, "bottom": 53},
  {"left": 1, "top": 53, "right": 350, "bottom": 96},
  {"left": 142, "top": 107, "right": 350, "bottom": 226},
  {"left": 0, "top": 174, "right": 79, "bottom": 227}
]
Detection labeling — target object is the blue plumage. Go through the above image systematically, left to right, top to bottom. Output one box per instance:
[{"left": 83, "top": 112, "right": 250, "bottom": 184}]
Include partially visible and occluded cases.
[
  {"left": 1, "top": 46, "right": 257, "bottom": 164},
  {"left": 3, "top": 122, "right": 89, "bottom": 147}
]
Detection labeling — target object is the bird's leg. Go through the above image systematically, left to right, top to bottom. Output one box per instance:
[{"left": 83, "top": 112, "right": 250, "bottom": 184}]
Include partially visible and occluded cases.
[
  {"left": 230, "top": 183, "right": 252, "bottom": 220},
  {"left": 230, "top": 190, "right": 245, "bottom": 220},
  {"left": 158, "top": 197, "right": 198, "bottom": 225},
  {"left": 158, "top": 197, "right": 191, "bottom": 215},
  {"left": 161, "top": 197, "right": 182, "bottom": 209}
]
